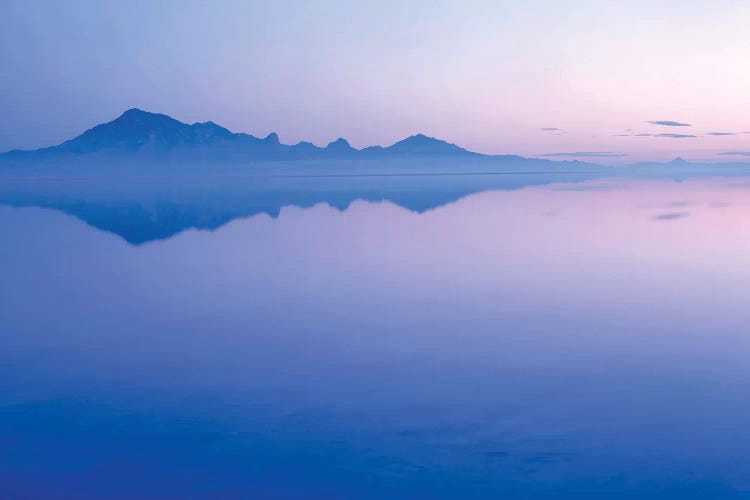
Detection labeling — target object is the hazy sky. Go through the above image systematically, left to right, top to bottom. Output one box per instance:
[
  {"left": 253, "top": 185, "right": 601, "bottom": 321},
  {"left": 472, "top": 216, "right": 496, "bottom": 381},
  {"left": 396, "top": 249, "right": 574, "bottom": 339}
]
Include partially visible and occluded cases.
[{"left": 1, "top": 0, "right": 749, "bottom": 162}]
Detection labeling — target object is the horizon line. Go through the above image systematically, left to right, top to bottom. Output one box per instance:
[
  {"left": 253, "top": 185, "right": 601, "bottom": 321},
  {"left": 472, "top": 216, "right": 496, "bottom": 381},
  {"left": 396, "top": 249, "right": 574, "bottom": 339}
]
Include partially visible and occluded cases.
[{"left": 2, "top": 107, "right": 750, "bottom": 165}]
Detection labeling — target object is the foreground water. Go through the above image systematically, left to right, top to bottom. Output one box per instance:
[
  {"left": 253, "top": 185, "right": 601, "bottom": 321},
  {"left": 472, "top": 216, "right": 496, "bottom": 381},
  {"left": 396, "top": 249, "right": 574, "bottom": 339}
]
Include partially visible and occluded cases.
[{"left": 2, "top": 176, "right": 750, "bottom": 498}]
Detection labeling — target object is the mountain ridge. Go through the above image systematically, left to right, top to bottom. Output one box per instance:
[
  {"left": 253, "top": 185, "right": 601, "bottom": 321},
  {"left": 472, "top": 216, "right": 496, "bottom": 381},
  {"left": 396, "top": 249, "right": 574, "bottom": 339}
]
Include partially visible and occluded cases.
[{"left": 1, "top": 108, "right": 488, "bottom": 162}]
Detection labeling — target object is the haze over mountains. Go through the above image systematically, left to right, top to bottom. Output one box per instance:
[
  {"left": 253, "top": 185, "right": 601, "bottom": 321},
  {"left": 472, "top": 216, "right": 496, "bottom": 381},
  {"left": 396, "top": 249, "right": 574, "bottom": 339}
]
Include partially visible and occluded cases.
[
  {"left": 0, "top": 108, "right": 510, "bottom": 165},
  {"left": 3, "top": 109, "right": 748, "bottom": 174}
]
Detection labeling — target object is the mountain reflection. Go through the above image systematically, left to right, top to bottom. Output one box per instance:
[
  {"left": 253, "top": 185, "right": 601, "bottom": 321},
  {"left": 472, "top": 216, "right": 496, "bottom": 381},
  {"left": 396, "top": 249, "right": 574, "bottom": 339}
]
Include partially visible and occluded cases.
[{"left": 0, "top": 171, "right": 600, "bottom": 244}]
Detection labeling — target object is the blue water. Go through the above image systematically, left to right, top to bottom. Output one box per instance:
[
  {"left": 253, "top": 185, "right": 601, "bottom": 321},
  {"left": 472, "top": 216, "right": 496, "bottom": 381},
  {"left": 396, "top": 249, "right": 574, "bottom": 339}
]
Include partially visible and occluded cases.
[{"left": 2, "top": 175, "right": 750, "bottom": 498}]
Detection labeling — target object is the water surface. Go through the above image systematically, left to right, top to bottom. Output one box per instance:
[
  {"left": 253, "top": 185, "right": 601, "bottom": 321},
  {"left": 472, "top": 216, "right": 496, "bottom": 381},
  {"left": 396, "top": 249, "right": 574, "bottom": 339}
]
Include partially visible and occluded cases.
[{"left": 2, "top": 176, "right": 750, "bottom": 498}]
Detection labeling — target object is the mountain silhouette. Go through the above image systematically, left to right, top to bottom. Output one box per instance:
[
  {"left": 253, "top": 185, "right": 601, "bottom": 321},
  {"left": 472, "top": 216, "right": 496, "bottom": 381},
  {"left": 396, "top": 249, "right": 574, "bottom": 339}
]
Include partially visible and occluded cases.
[
  {"left": 0, "top": 108, "right": 502, "bottom": 166},
  {"left": 53, "top": 109, "right": 238, "bottom": 153},
  {"left": 367, "top": 134, "right": 474, "bottom": 157},
  {"left": 324, "top": 138, "right": 357, "bottom": 157}
]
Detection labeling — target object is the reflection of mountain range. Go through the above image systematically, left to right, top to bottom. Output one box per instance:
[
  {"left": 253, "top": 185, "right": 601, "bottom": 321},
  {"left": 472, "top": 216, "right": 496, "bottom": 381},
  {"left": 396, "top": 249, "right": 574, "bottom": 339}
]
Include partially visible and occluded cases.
[{"left": 0, "top": 172, "right": 601, "bottom": 244}]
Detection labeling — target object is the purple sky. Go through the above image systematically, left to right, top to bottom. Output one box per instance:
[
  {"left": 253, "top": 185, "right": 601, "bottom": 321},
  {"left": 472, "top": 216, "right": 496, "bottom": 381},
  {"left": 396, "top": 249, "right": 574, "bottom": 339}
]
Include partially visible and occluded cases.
[{"left": 1, "top": 0, "right": 749, "bottom": 163}]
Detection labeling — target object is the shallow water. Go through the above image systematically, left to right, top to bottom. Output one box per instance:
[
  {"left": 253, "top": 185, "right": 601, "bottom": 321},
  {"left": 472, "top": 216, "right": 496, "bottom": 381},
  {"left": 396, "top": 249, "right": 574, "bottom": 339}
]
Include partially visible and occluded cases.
[{"left": 2, "top": 176, "right": 750, "bottom": 498}]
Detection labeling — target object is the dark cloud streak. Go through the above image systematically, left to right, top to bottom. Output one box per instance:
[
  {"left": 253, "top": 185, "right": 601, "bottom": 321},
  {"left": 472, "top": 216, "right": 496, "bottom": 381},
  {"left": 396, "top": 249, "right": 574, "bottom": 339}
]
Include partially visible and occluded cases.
[
  {"left": 648, "top": 120, "right": 692, "bottom": 127},
  {"left": 655, "top": 133, "right": 696, "bottom": 139},
  {"left": 653, "top": 212, "right": 690, "bottom": 221}
]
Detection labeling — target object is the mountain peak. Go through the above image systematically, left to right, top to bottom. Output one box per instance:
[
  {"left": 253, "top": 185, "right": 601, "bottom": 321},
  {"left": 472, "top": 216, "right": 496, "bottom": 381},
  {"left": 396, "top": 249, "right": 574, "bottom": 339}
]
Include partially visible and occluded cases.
[
  {"left": 121, "top": 107, "right": 149, "bottom": 116},
  {"left": 51, "top": 108, "right": 185, "bottom": 153},
  {"left": 116, "top": 108, "right": 168, "bottom": 121},
  {"left": 264, "top": 132, "right": 280, "bottom": 144},
  {"left": 385, "top": 134, "right": 471, "bottom": 156},
  {"left": 399, "top": 134, "right": 445, "bottom": 145},
  {"left": 326, "top": 137, "right": 352, "bottom": 149}
]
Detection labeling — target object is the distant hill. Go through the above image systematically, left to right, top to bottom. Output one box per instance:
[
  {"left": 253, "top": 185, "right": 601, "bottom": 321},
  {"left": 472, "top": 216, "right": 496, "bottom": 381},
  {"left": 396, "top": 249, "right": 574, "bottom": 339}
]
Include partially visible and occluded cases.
[
  {"left": 55, "top": 109, "right": 236, "bottom": 153},
  {"left": 363, "top": 134, "right": 471, "bottom": 157}
]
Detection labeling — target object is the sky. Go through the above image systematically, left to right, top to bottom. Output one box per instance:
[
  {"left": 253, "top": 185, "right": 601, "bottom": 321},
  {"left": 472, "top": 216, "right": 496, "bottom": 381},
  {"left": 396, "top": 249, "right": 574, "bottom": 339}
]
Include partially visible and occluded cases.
[{"left": 1, "top": 0, "right": 749, "bottom": 163}]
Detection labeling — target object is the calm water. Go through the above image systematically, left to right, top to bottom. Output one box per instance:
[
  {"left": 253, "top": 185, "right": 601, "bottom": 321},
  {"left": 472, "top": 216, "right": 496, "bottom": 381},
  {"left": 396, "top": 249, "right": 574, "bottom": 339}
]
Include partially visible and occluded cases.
[{"left": 2, "top": 176, "right": 750, "bottom": 498}]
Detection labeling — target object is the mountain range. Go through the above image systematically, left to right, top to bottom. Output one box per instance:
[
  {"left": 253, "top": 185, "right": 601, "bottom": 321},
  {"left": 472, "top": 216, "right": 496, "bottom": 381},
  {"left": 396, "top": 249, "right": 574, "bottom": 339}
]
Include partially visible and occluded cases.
[
  {"left": 0, "top": 108, "right": 519, "bottom": 165},
  {"left": 7, "top": 108, "right": 737, "bottom": 173}
]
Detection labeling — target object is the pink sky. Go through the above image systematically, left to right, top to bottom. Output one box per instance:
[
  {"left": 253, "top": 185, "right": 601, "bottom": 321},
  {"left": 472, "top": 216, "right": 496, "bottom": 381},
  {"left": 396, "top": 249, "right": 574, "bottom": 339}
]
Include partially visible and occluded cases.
[{"left": 2, "top": 0, "right": 749, "bottom": 163}]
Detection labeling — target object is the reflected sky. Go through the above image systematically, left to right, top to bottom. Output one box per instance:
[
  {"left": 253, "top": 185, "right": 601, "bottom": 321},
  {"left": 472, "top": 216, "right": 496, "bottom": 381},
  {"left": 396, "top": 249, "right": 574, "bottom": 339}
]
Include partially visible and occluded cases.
[{"left": 2, "top": 178, "right": 750, "bottom": 498}]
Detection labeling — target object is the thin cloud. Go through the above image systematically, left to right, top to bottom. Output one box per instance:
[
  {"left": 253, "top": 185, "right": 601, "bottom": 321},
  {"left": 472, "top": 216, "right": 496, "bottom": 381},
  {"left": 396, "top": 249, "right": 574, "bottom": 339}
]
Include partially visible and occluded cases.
[
  {"left": 648, "top": 120, "right": 692, "bottom": 127},
  {"left": 540, "top": 127, "right": 566, "bottom": 135},
  {"left": 707, "top": 132, "right": 737, "bottom": 136},
  {"left": 635, "top": 133, "right": 653, "bottom": 136},
  {"left": 655, "top": 133, "right": 696, "bottom": 139},
  {"left": 541, "top": 151, "right": 628, "bottom": 158},
  {"left": 717, "top": 151, "right": 750, "bottom": 156},
  {"left": 653, "top": 212, "right": 690, "bottom": 221}
]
